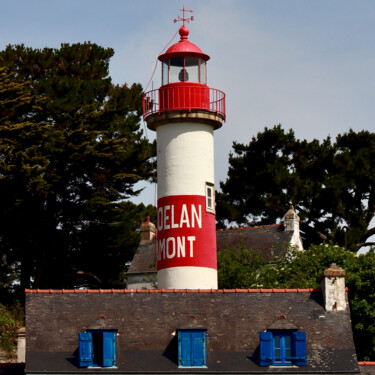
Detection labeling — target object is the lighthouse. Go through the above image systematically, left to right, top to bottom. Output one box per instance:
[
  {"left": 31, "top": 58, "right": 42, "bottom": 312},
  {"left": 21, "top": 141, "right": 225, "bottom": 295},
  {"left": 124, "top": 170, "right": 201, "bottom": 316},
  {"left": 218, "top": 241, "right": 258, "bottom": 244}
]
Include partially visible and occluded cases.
[{"left": 143, "top": 8, "right": 226, "bottom": 289}]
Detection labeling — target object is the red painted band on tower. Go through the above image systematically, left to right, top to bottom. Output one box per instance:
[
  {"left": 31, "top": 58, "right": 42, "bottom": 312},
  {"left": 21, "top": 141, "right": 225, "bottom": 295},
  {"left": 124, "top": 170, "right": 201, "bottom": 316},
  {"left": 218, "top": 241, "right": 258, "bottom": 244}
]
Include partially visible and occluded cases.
[{"left": 157, "top": 195, "right": 217, "bottom": 270}]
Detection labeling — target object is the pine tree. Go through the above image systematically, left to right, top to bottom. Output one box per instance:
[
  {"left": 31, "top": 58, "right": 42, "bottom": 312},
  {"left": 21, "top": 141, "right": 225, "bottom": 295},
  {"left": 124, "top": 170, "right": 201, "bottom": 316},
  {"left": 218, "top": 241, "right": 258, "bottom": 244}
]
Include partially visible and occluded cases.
[
  {"left": 0, "top": 44, "right": 156, "bottom": 299},
  {"left": 217, "top": 125, "right": 375, "bottom": 251}
]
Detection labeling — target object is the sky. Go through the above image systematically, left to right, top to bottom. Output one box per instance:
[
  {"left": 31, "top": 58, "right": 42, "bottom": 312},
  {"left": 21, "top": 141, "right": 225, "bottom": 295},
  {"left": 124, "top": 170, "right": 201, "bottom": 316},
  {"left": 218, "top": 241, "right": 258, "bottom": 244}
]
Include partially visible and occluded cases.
[{"left": 1, "top": 0, "right": 374, "bottom": 208}]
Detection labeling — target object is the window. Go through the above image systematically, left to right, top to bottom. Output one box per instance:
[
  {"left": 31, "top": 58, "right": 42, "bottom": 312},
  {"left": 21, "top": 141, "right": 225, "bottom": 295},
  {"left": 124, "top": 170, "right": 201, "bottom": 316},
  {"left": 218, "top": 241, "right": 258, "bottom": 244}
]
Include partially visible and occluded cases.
[
  {"left": 162, "top": 57, "right": 204, "bottom": 84},
  {"left": 169, "top": 57, "right": 185, "bottom": 83},
  {"left": 185, "top": 57, "right": 199, "bottom": 83},
  {"left": 199, "top": 59, "right": 206, "bottom": 84},
  {"left": 162, "top": 60, "right": 169, "bottom": 85},
  {"left": 206, "top": 183, "right": 215, "bottom": 214},
  {"left": 178, "top": 329, "right": 207, "bottom": 368},
  {"left": 79, "top": 330, "right": 117, "bottom": 368},
  {"left": 260, "top": 331, "right": 306, "bottom": 366},
  {"left": 273, "top": 331, "right": 292, "bottom": 365}
]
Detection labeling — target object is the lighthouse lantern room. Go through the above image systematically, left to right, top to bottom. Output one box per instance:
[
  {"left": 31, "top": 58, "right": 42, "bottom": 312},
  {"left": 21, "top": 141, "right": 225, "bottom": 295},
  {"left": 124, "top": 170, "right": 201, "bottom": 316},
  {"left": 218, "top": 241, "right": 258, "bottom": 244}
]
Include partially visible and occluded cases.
[{"left": 143, "top": 8, "right": 226, "bottom": 290}]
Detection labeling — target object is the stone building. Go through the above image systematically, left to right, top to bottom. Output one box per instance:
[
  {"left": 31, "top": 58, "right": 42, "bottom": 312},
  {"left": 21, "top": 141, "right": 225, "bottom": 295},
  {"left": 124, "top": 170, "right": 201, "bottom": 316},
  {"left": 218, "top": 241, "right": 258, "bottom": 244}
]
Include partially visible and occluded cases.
[
  {"left": 126, "top": 207, "right": 303, "bottom": 290},
  {"left": 25, "top": 264, "right": 361, "bottom": 374}
]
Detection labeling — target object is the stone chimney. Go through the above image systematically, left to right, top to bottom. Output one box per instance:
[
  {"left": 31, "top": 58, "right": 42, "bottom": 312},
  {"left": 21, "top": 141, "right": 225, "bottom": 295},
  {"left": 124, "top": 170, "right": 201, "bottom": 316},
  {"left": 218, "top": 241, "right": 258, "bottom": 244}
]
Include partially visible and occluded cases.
[
  {"left": 284, "top": 205, "right": 300, "bottom": 232},
  {"left": 283, "top": 206, "right": 303, "bottom": 250},
  {"left": 140, "top": 216, "right": 156, "bottom": 244},
  {"left": 320, "top": 263, "right": 347, "bottom": 311},
  {"left": 17, "top": 327, "right": 26, "bottom": 362}
]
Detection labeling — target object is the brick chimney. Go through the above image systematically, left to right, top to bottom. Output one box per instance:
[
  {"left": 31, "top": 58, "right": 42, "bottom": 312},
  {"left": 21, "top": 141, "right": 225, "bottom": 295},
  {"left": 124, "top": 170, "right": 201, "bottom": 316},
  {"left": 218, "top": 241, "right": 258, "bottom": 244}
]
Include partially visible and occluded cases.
[
  {"left": 140, "top": 216, "right": 156, "bottom": 244},
  {"left": 320, "top": 263, "right": 347, "bottom": 311}
]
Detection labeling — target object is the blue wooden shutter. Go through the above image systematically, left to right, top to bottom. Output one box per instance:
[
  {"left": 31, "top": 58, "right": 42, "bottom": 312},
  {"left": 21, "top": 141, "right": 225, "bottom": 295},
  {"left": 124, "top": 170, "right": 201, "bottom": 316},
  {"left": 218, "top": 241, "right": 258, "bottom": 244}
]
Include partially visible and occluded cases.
[
  {"left": 179, "top": 330, "right": 192, "bottom": 366},
  {"left": 191, "top": 330, "right": 206, "bottom": 367},
  {"left": 103, "top": 331, "right": 117, "bottom": 367},
  {"left": 260, "top": 331, "right": 273, "bottom": 366},
  {"left": 293, "top": 331, "right": 306, "bottom": 366},
  {"left": 78, "top": 332, "right": 93, "bottom": 367}
]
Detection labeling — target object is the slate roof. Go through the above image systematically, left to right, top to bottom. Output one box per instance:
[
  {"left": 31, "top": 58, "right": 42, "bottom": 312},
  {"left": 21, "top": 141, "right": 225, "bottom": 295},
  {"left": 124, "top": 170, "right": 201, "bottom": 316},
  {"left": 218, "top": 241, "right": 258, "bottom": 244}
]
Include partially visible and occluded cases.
[
  {"left": 127, "top": 224, "right": 294, "bottom": 275},
  {"left": 217, "top": 224, "right": 293, "bottom": 259},
  {"left": 126, "top": 237, "right": 157, "bottom": 275},
  {"left": 25, "top": 288, "right": 359, "bottom": 375},
  {"left": 87, "top": 316, "right": 116, "bottom": 330},
  {"left": 267, "top": 316, "right": 298, "bottom": 330}
]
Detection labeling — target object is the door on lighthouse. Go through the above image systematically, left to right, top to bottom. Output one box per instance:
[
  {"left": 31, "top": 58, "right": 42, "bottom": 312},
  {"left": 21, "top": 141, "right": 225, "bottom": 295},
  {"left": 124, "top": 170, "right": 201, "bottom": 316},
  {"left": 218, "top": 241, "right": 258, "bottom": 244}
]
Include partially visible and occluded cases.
[{"left": 178, "top": 329, "right": 207, "bottom": 367}]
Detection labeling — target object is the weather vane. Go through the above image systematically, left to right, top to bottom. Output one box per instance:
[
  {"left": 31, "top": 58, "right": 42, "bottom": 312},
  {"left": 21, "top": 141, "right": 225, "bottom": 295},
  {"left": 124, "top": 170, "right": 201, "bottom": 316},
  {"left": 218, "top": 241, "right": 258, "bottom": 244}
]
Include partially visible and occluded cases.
[{"left": 173, "top": 5, "right": 194, "bottom": 27}]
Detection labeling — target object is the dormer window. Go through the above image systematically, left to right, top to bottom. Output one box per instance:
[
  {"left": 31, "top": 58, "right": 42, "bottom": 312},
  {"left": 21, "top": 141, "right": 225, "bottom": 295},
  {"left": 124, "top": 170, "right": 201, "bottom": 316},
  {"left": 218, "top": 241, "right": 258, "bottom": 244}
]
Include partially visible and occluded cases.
[
  {"left": 260, "top": 315, "right": 306, "bottom": 367},
  {"left": 78, "top": 316, "right": 117, "bottom": 368},
  {"left": 178, "top": 329, "right": 207, "bottom": 368},
  {"left": 79, "top": 330, "right": 117, "bottom": 368},
  {"left": 260, "top": 331, "right": 306, "bottom": 367}
]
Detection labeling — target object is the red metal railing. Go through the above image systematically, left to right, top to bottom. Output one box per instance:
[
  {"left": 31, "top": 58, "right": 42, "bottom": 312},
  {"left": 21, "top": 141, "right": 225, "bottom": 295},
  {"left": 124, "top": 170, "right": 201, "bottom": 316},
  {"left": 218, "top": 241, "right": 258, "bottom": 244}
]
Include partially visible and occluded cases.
[{"left": 143, "top": 85, "right": 226, "bottom": 121}]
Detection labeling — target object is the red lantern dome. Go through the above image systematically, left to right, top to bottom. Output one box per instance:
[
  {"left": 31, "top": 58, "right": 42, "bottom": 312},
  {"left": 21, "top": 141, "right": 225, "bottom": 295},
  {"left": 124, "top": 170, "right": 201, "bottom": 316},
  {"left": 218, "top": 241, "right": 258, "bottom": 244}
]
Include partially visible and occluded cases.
[
  {"left": 142, "top": 11, "right": 225, "bottom": 127},
  {"left": 158, "top": 25, "right": 209, "bottom": 88},
  {"left": 159, "top": 26, "right": 209, "bottom": 62}
]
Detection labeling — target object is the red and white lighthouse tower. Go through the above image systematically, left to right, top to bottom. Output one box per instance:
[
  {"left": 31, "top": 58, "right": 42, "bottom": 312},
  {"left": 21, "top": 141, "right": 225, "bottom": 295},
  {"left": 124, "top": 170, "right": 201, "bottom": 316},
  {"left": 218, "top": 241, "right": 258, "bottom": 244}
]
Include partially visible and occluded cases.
[{"left": 143, "top": 8, "right": 226, "bottom": 289}]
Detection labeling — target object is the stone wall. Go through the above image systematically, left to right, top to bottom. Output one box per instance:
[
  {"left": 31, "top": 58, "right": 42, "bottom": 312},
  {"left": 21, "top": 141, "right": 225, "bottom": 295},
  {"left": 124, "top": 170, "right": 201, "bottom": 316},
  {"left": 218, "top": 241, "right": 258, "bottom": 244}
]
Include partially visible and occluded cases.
[{"left": 359, "top": 365, "right": 375, "bottom": 375}]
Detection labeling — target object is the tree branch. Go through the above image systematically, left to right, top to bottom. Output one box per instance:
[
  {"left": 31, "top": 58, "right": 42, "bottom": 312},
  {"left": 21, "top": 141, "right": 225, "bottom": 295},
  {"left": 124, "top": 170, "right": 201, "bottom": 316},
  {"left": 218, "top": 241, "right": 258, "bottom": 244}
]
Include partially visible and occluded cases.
[
  {"left": 361, "top": 227, "right": 375, "bottom": 242},
  {"left": 355, "top": 242, "right": 375, "bottom": 249}
]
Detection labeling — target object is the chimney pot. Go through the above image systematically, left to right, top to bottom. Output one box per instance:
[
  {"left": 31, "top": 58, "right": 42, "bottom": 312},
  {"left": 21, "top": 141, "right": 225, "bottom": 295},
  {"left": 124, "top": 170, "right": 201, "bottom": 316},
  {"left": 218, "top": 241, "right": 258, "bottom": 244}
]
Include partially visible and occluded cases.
[{"left": 140, "top": 218, "right": 156, "bottom": 243}]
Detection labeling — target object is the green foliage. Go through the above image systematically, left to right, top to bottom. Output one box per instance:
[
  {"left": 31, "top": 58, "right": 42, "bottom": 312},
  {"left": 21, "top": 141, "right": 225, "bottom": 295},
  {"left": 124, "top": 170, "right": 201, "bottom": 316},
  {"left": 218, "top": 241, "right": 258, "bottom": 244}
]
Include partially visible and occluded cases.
[
  {"left": 0, "top": 43, "right": 156, "bottom": 300},
  {"left": 217, "top": 125, "right": 375, "bottom": 251},
  {"left": 217, "top": 242, "right": 375, "bottom": 360},
  {"left": 259, "top": 243, "right": 358, "bottom": 289},
  {"left": 217, "top": 246, "right": 267, "bottom": 289},
  {"left": 347, "top": 250, "right": 375, "bottom": 360},
  {"left": 0, "top": 303, "right": 21, "bottom": 355}
]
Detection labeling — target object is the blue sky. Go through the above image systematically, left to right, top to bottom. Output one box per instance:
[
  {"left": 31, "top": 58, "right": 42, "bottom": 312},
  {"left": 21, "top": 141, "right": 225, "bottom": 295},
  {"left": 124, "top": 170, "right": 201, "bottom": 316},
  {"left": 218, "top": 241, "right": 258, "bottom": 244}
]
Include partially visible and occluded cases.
[{"left": 1, "top": 0, "right": 374, "bottom": 208}]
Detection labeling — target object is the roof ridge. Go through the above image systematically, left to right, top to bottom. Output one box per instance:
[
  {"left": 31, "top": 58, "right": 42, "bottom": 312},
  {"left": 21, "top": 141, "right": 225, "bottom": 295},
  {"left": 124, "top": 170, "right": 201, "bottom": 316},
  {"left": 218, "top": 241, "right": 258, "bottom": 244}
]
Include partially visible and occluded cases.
[
  {"left": 217, "top": 223, "right": 282, "bottom": 232},
  {"left": 25, "top": 287, "right": 322, "bottom": 294}
]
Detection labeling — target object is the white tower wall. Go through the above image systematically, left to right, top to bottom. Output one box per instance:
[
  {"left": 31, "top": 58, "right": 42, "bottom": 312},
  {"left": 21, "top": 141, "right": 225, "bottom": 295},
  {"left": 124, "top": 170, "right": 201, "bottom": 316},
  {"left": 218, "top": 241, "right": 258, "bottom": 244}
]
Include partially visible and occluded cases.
[
  {"left": 156, "top": 121, "right": 217, "bottom": 289},
  {"left": 157, "top": 122, "right": 214, "bottom": 198}
]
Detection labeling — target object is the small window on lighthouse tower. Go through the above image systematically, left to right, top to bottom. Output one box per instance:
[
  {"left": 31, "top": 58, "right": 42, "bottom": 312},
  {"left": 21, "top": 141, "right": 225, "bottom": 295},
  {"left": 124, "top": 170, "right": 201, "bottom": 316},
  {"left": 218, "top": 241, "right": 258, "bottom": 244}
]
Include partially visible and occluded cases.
[{"left": 206, "top": 183, "right": 215, "bottom": 214}]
